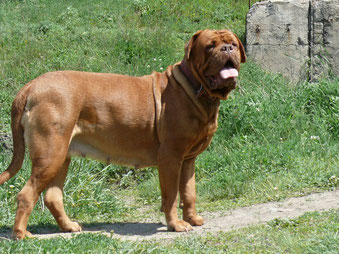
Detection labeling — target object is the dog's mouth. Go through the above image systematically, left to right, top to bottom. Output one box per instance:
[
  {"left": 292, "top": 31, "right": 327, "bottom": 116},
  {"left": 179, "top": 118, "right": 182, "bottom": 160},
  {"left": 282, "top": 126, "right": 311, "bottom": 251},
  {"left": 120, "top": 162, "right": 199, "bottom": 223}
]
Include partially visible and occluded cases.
[
  {"left": 206, "top": 60, "right": 238, "bottom": 98},
  {"left": 208, "top": 61, "right": 238, "bottom": 87},
  {"left": 219, "top": 61, "right": 239, "bottom": 81}
]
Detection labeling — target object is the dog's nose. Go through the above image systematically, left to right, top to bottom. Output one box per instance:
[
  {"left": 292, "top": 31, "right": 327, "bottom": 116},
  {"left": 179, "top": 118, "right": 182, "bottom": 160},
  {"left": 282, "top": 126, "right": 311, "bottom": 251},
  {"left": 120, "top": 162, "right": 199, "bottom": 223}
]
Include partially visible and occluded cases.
[{"left": 221, "top": 44, "right": 234, "bottom": 53}]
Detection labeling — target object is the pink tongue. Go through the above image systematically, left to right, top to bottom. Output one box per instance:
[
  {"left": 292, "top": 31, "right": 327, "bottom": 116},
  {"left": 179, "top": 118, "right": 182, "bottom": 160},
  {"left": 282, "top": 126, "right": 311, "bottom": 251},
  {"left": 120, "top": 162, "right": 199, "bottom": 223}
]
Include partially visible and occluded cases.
[{"left": 220, "top": 68, "right": 238, "bottom": 79}]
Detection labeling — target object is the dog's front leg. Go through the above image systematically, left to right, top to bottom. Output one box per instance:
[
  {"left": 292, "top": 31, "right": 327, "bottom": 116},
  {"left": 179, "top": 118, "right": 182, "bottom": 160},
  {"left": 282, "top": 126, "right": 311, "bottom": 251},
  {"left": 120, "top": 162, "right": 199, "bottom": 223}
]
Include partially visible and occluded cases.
[
  {"left": 158, "top": 151, "right": 193, "bottom": 232},
  {"left": 179, "top": 157, "right": 204, "bottom": 226}
]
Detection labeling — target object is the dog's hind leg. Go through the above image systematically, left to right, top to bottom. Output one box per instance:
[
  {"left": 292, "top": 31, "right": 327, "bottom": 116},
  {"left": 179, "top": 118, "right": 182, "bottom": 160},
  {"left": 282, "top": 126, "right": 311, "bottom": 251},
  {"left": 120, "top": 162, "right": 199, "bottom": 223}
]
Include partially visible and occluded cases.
[
  {"left": 12, "top": 135, "right": 71, "bottom": 240},
  {"left": 44, "top": 157, "right": 82, "bottom": 233}
]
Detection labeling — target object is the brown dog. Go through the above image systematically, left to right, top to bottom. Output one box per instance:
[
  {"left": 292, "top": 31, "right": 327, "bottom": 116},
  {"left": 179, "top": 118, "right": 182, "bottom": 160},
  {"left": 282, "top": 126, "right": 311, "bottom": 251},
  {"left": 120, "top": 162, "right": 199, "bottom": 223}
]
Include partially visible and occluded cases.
[{"left": 0, "top": 29, "right": 246, "bottom": 239}]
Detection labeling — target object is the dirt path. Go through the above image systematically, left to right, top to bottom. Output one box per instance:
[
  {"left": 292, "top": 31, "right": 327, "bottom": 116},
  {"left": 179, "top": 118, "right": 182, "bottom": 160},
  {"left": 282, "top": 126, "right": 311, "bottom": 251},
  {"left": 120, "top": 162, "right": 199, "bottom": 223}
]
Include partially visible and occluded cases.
[{"left": 1, "top": 190, "right": 338, "bottom": 241}]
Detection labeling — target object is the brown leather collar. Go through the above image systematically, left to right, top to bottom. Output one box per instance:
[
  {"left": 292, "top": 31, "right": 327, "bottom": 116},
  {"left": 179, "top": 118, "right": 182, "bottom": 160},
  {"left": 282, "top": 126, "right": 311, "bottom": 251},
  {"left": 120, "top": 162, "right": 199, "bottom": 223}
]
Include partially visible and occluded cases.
[
  {"left": 179, "top": 60, "right": 216, "bottom": 101},
  {"left": 171, "top": 64, "right": 209, "bottom": 121}
]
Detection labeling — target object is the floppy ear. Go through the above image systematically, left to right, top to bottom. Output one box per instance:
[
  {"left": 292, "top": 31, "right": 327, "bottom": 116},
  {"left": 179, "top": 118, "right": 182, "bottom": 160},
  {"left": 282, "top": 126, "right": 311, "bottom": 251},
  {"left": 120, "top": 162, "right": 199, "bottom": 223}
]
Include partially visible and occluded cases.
[
  {"left": 184, "top": 30, "right": 204, "bottom": 61},
  {"left": 233, "top": 33, "right": 247, "bottom": 63}
]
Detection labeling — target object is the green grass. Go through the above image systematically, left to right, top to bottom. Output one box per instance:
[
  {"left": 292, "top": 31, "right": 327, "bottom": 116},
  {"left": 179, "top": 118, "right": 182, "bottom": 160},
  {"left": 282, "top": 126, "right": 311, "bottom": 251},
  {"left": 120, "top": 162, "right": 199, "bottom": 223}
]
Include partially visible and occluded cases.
[
  {"left": 0, "top": 0, "right": 338, "bottom": 252},
  {"left": 195, "top": 65, "right": 338, "bottom": 207},
  {"left": 0, "top": 210, "right": 338, "bottom": 253}
]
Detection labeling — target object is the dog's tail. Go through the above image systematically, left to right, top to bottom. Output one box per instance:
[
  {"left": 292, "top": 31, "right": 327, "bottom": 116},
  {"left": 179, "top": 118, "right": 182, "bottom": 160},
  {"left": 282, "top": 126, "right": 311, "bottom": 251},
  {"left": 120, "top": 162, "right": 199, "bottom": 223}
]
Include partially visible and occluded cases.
[{"left": 0, "top": 85, "right": 30, "bottom": 185}]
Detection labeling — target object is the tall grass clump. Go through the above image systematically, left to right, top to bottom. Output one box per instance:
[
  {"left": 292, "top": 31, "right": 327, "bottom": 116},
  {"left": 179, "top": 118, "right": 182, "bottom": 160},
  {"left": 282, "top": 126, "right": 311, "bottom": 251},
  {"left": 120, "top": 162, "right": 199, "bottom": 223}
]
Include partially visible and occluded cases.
[{"left": 195, "top": 63, "right": 338, "bottom": 203}]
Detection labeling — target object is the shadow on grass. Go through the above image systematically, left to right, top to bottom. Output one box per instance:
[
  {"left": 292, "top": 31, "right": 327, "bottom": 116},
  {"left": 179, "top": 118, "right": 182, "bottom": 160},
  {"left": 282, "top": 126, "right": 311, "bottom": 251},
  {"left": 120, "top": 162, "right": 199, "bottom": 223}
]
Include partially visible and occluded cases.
[
  {"left": 82, "top": 221, "right": 167, "bottom": 236},
  {"left": 0, "top": 222, "right": 167, "bottom": 240},
  {"left": 0, "top": 223, "right": 59, "bottom": 241},
  {"left": 0, "top": 226, "right": 12, "bottom": 241}
]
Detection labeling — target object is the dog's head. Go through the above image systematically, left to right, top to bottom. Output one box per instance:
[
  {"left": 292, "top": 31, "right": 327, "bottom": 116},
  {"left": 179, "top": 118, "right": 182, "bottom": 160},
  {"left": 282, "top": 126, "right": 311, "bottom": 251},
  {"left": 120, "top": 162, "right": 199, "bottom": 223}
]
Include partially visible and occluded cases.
[{"left": 184, "top": 29, "right": 246, "bottom": 100}]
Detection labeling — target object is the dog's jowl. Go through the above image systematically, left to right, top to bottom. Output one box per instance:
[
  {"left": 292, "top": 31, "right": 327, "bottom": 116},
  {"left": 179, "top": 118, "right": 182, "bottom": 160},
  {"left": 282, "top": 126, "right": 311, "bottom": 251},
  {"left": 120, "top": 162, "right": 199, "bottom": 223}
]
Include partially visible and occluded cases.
[{"left": 0, "top": 29, "right": 246, "bottom": 239}]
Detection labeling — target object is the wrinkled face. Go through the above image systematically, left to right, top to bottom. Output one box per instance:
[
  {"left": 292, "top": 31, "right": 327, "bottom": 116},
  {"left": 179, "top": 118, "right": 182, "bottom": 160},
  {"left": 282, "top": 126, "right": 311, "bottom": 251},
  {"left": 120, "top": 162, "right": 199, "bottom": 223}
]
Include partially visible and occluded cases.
[{"left": 185, "top": 30, "right": 246, "bottom": 100}]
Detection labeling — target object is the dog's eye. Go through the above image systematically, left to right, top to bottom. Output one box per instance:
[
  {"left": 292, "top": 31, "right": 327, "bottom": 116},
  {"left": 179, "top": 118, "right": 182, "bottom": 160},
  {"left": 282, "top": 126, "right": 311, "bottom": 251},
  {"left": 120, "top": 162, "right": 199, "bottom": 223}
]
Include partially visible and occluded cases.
[
  {"left": 232, "top": 42, "right": 238, "bottom": 48},
  {"left": 206, "top": 43, "right": 215, "bottom": 51}
]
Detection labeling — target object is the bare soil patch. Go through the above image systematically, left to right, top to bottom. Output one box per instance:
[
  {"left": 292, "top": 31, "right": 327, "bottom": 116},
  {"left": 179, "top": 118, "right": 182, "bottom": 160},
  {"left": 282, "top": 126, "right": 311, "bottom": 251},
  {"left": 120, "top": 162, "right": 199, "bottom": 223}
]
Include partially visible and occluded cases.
[{"left": 1, "top": 190, "right": 338, "bottom": 241}]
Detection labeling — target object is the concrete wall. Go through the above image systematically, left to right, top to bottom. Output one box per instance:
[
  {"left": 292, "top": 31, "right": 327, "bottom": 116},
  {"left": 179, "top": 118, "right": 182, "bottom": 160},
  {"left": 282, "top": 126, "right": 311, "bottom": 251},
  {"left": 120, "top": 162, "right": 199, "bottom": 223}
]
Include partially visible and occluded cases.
[{"left": 246, "top": 0, "right": 339, "bottom": 82}]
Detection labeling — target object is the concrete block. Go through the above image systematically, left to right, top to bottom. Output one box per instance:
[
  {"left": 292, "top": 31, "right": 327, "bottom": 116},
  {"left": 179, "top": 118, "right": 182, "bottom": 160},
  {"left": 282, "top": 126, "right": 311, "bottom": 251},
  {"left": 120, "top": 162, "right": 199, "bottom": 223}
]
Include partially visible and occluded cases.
[{"left": 246, "top": 0, "right": 339, "bottom": 81}]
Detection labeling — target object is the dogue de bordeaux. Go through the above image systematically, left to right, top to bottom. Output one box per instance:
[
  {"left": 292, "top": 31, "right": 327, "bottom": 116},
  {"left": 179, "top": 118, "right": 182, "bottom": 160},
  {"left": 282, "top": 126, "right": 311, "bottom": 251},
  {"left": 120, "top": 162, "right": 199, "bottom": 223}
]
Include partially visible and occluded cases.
[{"left": 0, "top": 29, "right": 246, "bottom": 239}]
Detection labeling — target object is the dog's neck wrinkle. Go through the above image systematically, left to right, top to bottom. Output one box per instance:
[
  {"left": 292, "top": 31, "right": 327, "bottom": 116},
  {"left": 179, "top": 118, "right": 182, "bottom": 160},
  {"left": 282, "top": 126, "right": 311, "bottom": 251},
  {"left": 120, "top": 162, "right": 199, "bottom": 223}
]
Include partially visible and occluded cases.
[
  {"left": 179, "top": 60, "right": 201, "bottom": 92},
  {"left": 179, "top": 61, "right": 216, "bottom": 102},
  {"left": 171, "top": 63, "right": 219, "bottom": 123}
]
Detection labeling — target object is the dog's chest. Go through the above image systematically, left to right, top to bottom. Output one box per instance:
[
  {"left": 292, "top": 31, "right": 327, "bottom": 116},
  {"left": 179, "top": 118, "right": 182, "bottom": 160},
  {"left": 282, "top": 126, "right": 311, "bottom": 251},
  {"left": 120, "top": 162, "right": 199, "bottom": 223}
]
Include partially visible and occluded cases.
[{"left": 186, "top": 119, "right": 218, "bottom": 159}]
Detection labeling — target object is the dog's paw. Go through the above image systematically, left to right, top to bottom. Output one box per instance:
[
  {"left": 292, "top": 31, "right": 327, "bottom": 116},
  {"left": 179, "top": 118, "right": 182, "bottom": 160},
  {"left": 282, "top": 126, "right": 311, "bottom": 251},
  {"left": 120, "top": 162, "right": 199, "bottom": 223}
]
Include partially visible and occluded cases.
[
  {"left": 184, "top": 214, "right": 204, "bottom": 226},
  {"left": 167, "top": 220, "right": 193, "bottom": 232},
  {"left": 61, "top": 221, "right": 82, "bottom": 232},
  {"left": 69, "top": 221, "right": 82, "bottom": 232},
  {"left": 12, "top": 230, "right": 33, "bottom": 240}
]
